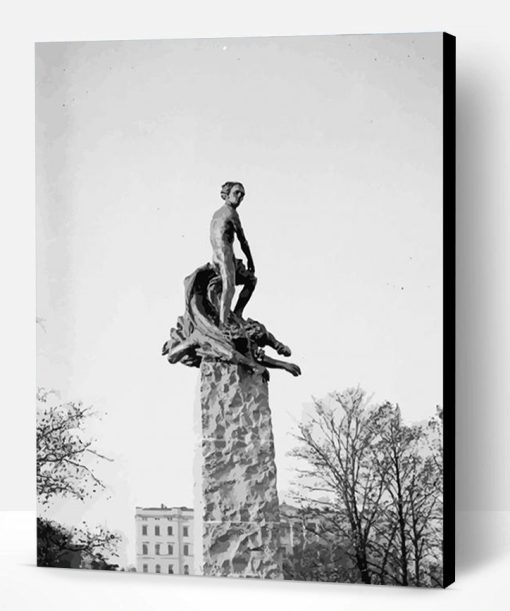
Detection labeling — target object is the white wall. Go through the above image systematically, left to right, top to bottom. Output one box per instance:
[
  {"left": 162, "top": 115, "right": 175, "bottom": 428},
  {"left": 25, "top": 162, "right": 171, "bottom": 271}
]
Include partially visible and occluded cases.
[{"left": 1, "top": 0, "right": 509, "bottom": 517}]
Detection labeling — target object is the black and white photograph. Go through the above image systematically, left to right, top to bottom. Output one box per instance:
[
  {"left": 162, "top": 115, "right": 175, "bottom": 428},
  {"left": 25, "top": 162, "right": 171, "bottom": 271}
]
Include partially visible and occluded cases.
[{"left": 35, "top": 32, "right": 453, "bottom": 588}]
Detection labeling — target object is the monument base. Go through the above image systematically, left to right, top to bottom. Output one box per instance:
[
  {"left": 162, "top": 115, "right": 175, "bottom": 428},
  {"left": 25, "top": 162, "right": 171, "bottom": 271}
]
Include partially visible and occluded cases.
[{"left": 194, "top": 359, "right": 283, "bottom": 579}]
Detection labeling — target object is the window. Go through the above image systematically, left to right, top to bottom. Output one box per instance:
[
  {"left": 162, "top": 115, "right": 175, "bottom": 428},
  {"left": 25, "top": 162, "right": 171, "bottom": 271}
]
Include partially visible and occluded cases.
[
  {"left": 142, "top": 525, "right": 147, "bottom": 536},
  {"left": 155, "top": 525, "right": 160, "bottom": 536},
  {"left": 167, "top": 526, "right": 173, "bottom": 536},
  {"left": 183, "top": 526, "right": 189, "bottom": 537},
  {"left": 142, "top": 544, "right": 148, "bottom": 555},
  {"left": 155, "top": 544, "right": 160, "bottom": 555},
  {"left": 167, "top": 544, "right": 173, "bottom": 555},
  {"left": 183, "top": 544, "right": 189, "bottom": 556},
  {"left": 142, "top": 564, "right": 148, "bottom": 573},
  {"left": 155, "top": 564, "right": 161, "bottom": 574},
  {"left": 168, "top": 564, "right": 174, "bottom": 574},
  {"left": 184, "top": 564, "right": 189, "bottom": 575}
]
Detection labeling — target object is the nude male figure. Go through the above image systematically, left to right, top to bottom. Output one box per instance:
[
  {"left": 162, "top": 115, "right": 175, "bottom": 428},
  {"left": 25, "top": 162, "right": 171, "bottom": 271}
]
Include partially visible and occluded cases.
[{"left": 210, "top": 181, "right": 257, "bottom": 326}]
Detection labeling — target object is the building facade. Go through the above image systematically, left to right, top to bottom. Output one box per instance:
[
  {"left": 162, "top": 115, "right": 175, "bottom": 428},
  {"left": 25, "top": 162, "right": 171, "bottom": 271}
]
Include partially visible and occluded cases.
[
  {"left": 279, "top": 502, "right": 324, "bottom": 558},
  {"left": 135, "top": 503, "right": 328, "bottom": 575},
  {"left": 135, "top": 505, "right": 194, "bottom": 575}
]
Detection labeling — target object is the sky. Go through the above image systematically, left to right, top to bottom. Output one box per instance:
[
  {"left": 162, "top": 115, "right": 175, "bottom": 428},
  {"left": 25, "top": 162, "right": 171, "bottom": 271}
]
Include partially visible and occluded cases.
[{"left": 36, "top": 32, "right": 443, "bottom": 567}]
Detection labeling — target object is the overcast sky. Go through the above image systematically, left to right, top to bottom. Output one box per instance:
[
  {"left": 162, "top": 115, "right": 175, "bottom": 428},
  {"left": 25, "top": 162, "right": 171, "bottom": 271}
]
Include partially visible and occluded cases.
[{"left": 36, "top": 32, "right": 443, "bottom": 566}]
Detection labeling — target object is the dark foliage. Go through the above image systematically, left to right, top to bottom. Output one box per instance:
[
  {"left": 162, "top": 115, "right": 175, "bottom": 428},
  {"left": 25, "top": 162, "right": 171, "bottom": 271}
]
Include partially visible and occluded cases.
[{"left": 37, "top": 518, "right": 119, "bottom": 569}]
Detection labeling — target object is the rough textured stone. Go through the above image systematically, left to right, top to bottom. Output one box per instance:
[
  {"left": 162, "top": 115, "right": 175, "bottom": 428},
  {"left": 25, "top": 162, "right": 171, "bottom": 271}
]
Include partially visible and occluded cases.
[
  {"left": 194, "top": 359, "right": 282, "bottom": 578},
  {"left": 200, "top": 359, "right": 274, "bottom": 442},
  {"left": 202, "top": 438, "right": 279, "bottom": 523},
  {"left": 203, "top": 522, "right": 282, "bottom": 578}
]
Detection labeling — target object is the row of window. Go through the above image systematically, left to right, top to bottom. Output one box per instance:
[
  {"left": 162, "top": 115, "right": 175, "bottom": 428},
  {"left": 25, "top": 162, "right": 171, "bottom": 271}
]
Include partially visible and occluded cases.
[
  {"left": 140, "top": 516, "right": 190, "bottom": 520},
  {"left": 141, "top": 516, "right": 189, "bottom": 522},
  {"left": 142, "top": 525, "right": 189, "bottom": 537},
  {"left": 142, "top": 543, "right": 190, "bottom": 556},
  {"left": 142, "top": 564, "right": 190, "bottom": 575}
]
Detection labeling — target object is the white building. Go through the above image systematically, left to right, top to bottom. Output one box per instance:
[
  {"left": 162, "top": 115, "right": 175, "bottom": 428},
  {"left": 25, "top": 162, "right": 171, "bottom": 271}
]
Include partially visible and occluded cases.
[
  {"left": 135, "top": 503, "right": 327, "bottom": 575},
  {"left": 135, "top": 505, "right": 194, "bottom": 575}
]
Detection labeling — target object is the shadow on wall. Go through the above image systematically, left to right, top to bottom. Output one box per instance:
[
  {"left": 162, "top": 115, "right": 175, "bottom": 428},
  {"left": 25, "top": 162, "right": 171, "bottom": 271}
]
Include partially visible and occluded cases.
[{"left": 456, "top": 67, "right": 510, "bottom": 570}]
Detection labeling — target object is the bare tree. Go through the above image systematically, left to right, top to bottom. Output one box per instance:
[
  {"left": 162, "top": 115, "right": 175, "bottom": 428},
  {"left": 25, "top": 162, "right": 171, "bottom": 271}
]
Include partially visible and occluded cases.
[
  {"left": 37, "top": 388, "right": 112, "bottom": 505},
  {"left": 37, "top": 388, "right": 120, "bottom": 569},
  {"left": 289, "top": 388, "right": 443, "bottom": 586},
  {"left": 289, "top": 388, "right": 387, "bottom": 583},
  {"left": 371, "top": 404, "right": 415, "bottom": 585},
  {"left": 372, "top": 404, "right": 443, "bottom": 586}
]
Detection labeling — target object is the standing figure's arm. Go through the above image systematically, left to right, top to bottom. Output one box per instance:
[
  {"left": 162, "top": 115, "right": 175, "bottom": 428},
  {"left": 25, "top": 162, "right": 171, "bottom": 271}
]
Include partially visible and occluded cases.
[{"left": 234, "top": 215, "right": 255, "bottom": 273}]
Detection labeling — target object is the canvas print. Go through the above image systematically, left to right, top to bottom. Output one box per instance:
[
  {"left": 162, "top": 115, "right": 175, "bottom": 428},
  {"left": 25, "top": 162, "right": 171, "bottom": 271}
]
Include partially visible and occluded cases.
[{"left": 36, "top": 32, "right": 455, "bottom": 587}]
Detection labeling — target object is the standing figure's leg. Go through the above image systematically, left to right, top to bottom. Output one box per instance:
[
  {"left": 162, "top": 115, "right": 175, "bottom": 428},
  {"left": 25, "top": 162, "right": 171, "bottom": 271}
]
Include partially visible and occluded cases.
[
  {"left": 217, "top": 253, "right": 236, "bottom": 326},
  {"left": 233, "top": 259, "right": 257, "bottom": 318},
  {"left": 234, "top": 274, "right": 257, "bottom": 317}
]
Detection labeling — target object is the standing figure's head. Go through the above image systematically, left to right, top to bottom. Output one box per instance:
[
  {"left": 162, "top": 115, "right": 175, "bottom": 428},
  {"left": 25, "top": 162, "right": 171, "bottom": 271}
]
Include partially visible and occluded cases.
[{"left": 221, "top": 181, "right": 245, "bottom": 208}]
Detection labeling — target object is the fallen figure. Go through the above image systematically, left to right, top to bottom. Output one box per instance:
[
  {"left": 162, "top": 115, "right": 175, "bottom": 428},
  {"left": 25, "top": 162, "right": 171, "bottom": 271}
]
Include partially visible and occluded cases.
[{"left": 162, "top": 261, "right": 301, "bottom": 381}]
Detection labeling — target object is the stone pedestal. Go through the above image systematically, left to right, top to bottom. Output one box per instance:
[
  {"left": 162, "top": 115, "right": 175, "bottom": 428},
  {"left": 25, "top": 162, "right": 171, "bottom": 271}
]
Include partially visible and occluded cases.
[{"left": 193, "top": 359, "right": 283, "bottom": 578}]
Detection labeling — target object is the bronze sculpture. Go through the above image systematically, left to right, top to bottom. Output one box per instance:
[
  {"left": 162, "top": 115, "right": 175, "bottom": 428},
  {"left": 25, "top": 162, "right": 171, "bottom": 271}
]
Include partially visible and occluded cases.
[{"left": 163, "top": 182, "right": 301, "bottom": 379}]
